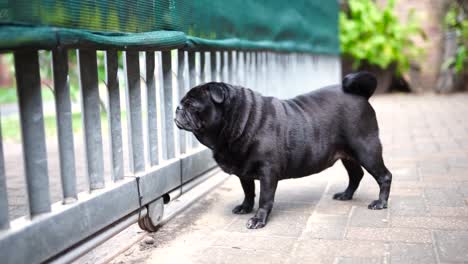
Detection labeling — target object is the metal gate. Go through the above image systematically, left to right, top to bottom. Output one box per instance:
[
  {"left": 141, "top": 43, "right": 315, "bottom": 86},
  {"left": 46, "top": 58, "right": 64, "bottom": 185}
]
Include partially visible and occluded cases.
[{"left": 0, "top": 46, "right": 340, "bottom": 263}]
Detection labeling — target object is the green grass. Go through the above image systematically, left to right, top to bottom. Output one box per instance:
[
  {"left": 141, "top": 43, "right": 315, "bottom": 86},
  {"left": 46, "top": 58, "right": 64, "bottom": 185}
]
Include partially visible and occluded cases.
[
  {"left": 0, "top": 87, "right": 56, "bottom": 104},
  {"left": 0, "top": 87, "right": 17, "bottom": 104},
  {"left": 1, "top": 112, "right": 112, "bottom": 142}
]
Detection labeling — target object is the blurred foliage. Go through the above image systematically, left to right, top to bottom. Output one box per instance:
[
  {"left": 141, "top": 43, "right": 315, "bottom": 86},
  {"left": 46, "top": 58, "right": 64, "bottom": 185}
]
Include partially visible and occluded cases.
[
  {"left": 339, "top": 0, "right": 425, "bottom": 74},
  {"left": 443, "top": 2, "right": 467, "bottom": 74},
  {"left": 0, "top": 50, "right": 124, "bottom": 108},
  {"left": 0, "top": 87, "right": 16, "bottom": 104},
  {"left": 1, "top": 111, "right": 114, "bottom": 142}
]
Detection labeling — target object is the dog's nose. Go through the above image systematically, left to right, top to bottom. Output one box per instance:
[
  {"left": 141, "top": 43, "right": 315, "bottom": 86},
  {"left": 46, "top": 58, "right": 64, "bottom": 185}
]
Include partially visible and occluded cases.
[{"left": 176, "top": 106, "right": 183, "bottom": 112}]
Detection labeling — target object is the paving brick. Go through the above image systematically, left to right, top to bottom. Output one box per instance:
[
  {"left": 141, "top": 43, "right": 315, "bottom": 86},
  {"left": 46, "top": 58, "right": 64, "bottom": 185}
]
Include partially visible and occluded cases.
[
  {"left": 447, "top": 156, "right": 468, "bottom": 168},
  {"left": 418, "top": 164, "right": 447, "bottom": 177},
  {"left": 391, "top": 167, "right": 420, "bottom": 182},
  {"left": 274, "top": 180, "right": 327, "bottom": 204},
  {"left": 458, "top": 182, "right": 468, "bottom": 197},
  {"left": 389, "top": 187, "right": 424, "bottom": 197},
  {"left": 424, "top": 188, "right": 465, "bottom": 207},
  {"left": 314, "top": 196, "right": 354, "bottom": 216},
  {"left": 389, "top": 196, "right": 428, "bottom": 217},
  {"left": 274, "top": 201, "right": 316, "bottom": 212},
  {"left": 428, "top": 206, "right": 468, "bottom": 217},
  {"left": 349, "top": 207, "right": 389, "bottom": 228},
  {"left": 303, "top": 214, "right": 348, "bottom": 240},
  {"left": 391, "top": 216, "right": 468, "bottom": 230},
  {"left": 345, "top": 227, "right": 432, "bottom": 243},
  {"left": 434, "top": 230, "right": 468, "bottom": 262},
  {"left": 211, "top": 232, "right": 296, "bottom": 254},
  {"left": 294, "top": 239, "right": 387, "bottom": 258},
  {"left": 390, "top": 242, "right": 436, "bottom": 264},
  {"left": 195, "top": 247, "right": 286, "bottom": 264},
  {"left": 287, "top": 255, "right": 335, "bottom": 264},
  {"left": 335, "top": 256, "right": 383, "bottom": 264}
]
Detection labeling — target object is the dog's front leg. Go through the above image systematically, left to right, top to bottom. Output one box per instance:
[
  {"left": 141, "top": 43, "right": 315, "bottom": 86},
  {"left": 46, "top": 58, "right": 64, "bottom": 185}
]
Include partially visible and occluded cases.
[
  {"left": 246, "top": 173, "right": 278, "bottom": 229},
  {"left": 232, "top": 178, "right": 255, "bottom": 214}
]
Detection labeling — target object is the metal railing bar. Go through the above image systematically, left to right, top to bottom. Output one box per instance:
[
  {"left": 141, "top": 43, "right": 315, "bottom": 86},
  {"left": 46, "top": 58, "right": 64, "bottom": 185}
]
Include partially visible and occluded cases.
[
  {"left": 52, "top": 48, "right": 78, "bottom": 202},
  {"left": 77, "top": 49, "right": 105, "bottom": 190},
  {"left": 14, "top": 50, "right": 51, "bottom": 216},
  {"left": 105, "top": 50, "right": 124, "bottom": 181},
  {"left": 161, "top": 50, "right": 176, "bottom": 159},
  {"left": 177, "top": 50, "right": 187, "bottom": 155},
  {"left": 236, "top": 50, "right": 241, "bottom": 85},
  {"left": 124, "top": 51, "right": 145, "bottom": 173},
  {"left": 145, "top": 51, "right": 159, "bottom": 167},
  {"left": 188, "top": 51, "right": 196, "bottom": 88},
  {"left": 199, "top": 51, "right": 206, "bottom": 84},
  {"left": 210, "top": 51, "right": 217, "bottom": 82},
  {"left": 220, "top": 51, "right": 226, "bottom": 82},
  {"left": 232, "top": 51, "right": 237, "bottom": 84},
  {"left": 242, "top": 51, "right": 249, "bottom": 87},
  {"left": 0, "top": 115, "right": 9, "bottom": 229}
]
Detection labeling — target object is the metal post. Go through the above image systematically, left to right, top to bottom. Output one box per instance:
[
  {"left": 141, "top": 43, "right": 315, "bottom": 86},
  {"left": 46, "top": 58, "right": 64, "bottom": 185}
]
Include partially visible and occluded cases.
[
  {"left": 52, "top": 49, "right": 77, "bottom": 203},
  {"left": 77, "top": 49, "right": 105, "bottom": 190},
  {"left": 105, "top": 50, "right": 124, "bottom": 181},
  {"left": 177, "top": 50, "right": 187, "bottom": 154},
  {"left": 226, "top": 50, "right": 234, "bottom": 84},
  {"left": 15, "top": 51, "right": 51, "bottom": 215},
  {"left": 124, "top": 51, "right": 145, "bottom": 173},
  {"left": 161, "top": 51, "right": 175, "bottom": 159},
  {"left": 188, "top": 51, "right": 200, "bottom": 149},
  {"left": 188, "top": 51, "right": 196, "bottom": 88},
  {"left": 199, "top": 51, "right": 206, "bottom": 84},
  {"left": 210, "top": 51, "right": 217, "bottom": 82},
  {"left": 220, "top": 51, "right": 226, "bottom": 82},
  {"left": 236, "top": 51, "right": 242, "bottom": 85},
  {"left": 242, "top": 51, "right": 248, "bottom": 86},
  {"left": 144, "top": 52, "right": 159, "bottom": 166},
  {"left": 253, "top": 52, "right": 258, "bottom": 91},
  {"left": 260, "top": 52, "right": 266, "bottom": 94},
  {"left": 0, "top": 115, "right": 9, "bottom": 229}
]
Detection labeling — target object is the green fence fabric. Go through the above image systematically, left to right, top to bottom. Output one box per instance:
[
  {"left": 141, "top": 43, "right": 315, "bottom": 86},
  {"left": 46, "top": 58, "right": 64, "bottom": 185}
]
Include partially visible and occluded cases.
[
  {"left": 0, "top": 0, "right": 339, "bottom": 54},
  {"left": 0, "top": 26, "right": 186, "bottom": 51}
]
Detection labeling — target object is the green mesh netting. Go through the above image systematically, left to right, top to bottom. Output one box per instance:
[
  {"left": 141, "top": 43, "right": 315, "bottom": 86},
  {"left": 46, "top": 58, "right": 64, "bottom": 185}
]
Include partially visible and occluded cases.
[{"left": 0, "top": 0, "right": 339, "bottom": 54}]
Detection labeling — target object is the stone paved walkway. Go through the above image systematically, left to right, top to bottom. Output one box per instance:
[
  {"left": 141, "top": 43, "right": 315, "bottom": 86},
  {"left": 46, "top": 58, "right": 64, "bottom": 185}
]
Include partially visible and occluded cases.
[{"left": 108, "top": 93, "right": 468, "bottom": 264}]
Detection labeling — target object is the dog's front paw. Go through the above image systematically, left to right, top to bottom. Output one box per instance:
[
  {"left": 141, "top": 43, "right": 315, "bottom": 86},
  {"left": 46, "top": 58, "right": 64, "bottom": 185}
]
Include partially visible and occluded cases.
[
  {"left": 333, "top": 191, "right": 353, "bottom": 201},
  {"left": 368, "top": 200, "right": 388, "bottom": 210},
  {"left": 232, "top": 204, "right": 253, "bottom": 214},
  {"left": 246, "top": 217, "right": 266, "bottom": 229}
]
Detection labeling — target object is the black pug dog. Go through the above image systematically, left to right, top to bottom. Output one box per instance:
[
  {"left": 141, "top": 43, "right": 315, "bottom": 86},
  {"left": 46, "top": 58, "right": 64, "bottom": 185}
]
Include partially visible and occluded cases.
[{"left": 174, "top": 72, "right": 392, "bottom": 229}]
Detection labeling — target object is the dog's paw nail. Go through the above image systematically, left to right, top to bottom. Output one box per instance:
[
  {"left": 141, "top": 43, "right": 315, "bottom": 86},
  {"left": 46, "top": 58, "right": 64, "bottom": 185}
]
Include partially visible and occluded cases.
[
  {"left": 333, "top": 192, "right": 352, "bottom": 201},
  {"left": 368, "top": 200, "right": 387, "bottom": 210},
  {"left": 246, "top": 218, "right": 265, "bottom": 229}
]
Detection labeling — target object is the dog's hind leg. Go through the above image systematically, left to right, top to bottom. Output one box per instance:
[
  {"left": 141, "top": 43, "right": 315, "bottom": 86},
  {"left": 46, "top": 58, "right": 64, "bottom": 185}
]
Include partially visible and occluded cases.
[
  {"left": 353, "top": 137, "right": 392, "bottom": 210},
  {"left": 333, "top": 159, "right": 364, "bottom": 201}
]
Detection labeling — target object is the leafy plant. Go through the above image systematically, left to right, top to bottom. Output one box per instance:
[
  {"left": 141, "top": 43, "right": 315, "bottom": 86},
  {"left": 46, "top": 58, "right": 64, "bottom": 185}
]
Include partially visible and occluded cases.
[
  {"left": 340, "top": 0, "right": 425, "bottom": 74},
  {"left": 443, "top": 2, "right": 467, "bottom": 74}
]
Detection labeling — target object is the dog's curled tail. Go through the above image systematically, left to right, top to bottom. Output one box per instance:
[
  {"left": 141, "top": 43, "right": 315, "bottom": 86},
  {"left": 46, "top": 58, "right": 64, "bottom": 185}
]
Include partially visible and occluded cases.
[{"left": 342, "top": 71, "right": 377, "bottom": 99}]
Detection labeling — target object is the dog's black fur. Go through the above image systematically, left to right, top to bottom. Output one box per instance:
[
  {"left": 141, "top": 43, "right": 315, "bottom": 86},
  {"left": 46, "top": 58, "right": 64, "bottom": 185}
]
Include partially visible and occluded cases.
[{"left": 175, "top": 72, "right": 392, "bottom": 229}]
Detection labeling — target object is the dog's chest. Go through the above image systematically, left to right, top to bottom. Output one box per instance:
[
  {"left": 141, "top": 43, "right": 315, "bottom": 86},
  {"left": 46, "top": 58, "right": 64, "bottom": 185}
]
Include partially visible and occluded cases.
[{"left": 213, "top": 151, "right": 258, "bottom": 179}]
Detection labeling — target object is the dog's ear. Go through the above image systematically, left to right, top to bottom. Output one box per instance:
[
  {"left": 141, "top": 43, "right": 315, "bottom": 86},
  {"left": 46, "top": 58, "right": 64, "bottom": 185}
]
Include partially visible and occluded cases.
[{"left": 208, "top": 83, "right": 226, "bottom": 104}]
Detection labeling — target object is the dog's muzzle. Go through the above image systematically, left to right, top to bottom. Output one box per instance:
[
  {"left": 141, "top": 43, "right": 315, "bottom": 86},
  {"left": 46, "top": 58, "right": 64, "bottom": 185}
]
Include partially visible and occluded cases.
[{"left": 174, "top": 106, "right": 192, "bottom": 131}]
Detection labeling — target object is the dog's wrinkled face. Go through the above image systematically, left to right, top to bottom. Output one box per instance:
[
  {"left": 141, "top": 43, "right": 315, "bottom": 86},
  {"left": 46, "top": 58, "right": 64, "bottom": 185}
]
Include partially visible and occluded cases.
[{"left": 174, "top": 82, "right": 227, "bottom": 134}]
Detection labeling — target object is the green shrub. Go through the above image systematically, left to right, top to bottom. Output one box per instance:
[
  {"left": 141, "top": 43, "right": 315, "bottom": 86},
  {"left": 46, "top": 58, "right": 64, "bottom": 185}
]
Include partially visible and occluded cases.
[
  {"left": 339, "top": 0, "right": 425, "bottom": 74},
  {"left": 443, "top": 2, "right": 467, "bottom": 74}
]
